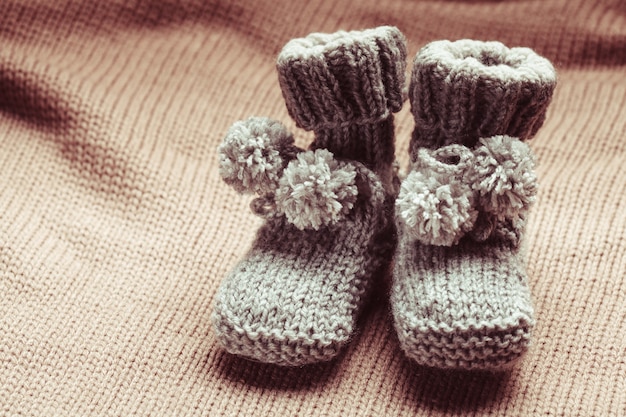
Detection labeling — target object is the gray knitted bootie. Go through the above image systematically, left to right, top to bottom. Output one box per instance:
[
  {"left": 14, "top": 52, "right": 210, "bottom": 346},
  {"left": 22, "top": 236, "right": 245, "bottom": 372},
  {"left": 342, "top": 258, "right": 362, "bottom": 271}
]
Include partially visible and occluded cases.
[
  {"left": 213, "top": 27, "right": 407, "bottom": 366},
  {"left": 391, "top": 40, "right": 557, "bottom": 370}
]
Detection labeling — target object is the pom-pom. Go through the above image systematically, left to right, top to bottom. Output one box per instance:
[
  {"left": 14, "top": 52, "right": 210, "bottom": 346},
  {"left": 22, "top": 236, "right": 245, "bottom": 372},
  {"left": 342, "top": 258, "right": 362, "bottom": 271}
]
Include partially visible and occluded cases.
[
  {"left": 218, "top": 117, "right": 297, "bottom": 194},
  {"left": 468, "top": 135, "right": 537, "bottom": 219},
  {"left": 275, "top": 149, "right": 358, "bottom": 230},
  {"left": 396, "top": 170, "right": 477, "bottom": 246}
]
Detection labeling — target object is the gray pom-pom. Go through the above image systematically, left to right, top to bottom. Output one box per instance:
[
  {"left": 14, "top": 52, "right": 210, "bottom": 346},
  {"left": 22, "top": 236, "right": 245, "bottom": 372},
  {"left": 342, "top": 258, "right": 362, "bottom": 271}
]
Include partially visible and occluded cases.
[
  {"left": 218, "top": 117, "right": 296, "bottom": 194},
  {"left": 469, "top": 135, "right": 537, "bottom": 219},
  {"left": 275, "top": 149, "right": 358, "bottom": 230},
  {"left": 396, "top": 170, "right": 477, "bottom": 246}
]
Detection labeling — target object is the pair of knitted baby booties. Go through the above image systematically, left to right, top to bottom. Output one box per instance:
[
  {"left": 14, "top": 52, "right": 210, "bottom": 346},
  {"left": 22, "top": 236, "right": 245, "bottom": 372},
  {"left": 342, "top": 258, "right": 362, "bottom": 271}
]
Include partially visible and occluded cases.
[{"left": 213, "top": 27, "right": 557, "bottom": 370}]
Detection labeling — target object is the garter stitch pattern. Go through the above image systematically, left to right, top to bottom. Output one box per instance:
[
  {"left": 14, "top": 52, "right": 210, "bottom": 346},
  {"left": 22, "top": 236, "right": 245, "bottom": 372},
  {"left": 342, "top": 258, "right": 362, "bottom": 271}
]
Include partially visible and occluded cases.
[
  {"left": 212, "top": 26, "right": 407, "bottom": 365},
  {"left": 392, "top": 39, "right": 557, "bottom": 370}
]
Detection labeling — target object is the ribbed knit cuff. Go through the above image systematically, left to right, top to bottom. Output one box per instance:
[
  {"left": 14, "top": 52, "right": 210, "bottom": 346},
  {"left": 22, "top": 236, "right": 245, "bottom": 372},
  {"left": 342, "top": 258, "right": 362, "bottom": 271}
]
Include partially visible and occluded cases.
[
  {"left": 277, "top": 26, "right": 407, "bottom": 131},
  {"left": 409, "top": 39, "right": 557, "bottom": 151}
]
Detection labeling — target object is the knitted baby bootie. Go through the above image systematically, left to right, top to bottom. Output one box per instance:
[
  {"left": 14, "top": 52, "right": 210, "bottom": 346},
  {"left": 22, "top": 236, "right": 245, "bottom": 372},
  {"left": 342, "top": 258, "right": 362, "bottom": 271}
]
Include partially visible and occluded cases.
[
  {"left": 213, "top": 26, "right": 407, "bottom": 366},
  {"left": 391, "top": 40, "right": 556, "bottom": 370}
]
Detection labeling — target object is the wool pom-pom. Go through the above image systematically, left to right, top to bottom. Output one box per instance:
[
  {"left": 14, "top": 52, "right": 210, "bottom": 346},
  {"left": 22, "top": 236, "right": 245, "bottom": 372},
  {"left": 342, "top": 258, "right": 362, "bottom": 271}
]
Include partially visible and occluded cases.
[
  {"left": 218, "top": 117, "right": 297, "bottom": 194},
  {"left": 468, "top": 135, "right": 537, "bottom": 219},
  {"left": 275, "top": 149, "right": 358, "bottom": 230},
  {"left": 395, "top": 170, "right": 477, "bottom": 246}
]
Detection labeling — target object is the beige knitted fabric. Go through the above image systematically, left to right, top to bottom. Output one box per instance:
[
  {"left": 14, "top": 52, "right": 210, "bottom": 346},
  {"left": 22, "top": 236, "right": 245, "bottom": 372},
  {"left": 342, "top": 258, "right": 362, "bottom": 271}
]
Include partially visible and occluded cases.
[{"left": 1, "top": 1, "right": 625, "bottom": 416}]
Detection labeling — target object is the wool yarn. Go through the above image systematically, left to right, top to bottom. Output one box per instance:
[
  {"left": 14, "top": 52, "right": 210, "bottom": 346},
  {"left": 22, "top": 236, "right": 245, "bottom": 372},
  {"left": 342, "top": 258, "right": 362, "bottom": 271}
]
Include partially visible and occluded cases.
[
  {"left": 213, "top": 26, "right": 406, "bottom": 365},
  {"left": 277, "top": 26, "right": 407, "bottom": 189},
  {"left": 392, "top": 39, "right": 557, "bottom": 370},
  {"left": 408, "top": 39, "right": 556, "bottom": 153},
  {"left": 395, "top": 145, "right": 478, "bottom": 247}
]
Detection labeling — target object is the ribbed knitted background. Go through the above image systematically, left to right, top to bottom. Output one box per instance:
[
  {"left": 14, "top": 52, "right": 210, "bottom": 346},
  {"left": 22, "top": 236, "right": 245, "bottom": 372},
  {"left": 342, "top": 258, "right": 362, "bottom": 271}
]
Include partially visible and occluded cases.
[{"left": 0, "top": 0, "right": 624, "bottom": 415}]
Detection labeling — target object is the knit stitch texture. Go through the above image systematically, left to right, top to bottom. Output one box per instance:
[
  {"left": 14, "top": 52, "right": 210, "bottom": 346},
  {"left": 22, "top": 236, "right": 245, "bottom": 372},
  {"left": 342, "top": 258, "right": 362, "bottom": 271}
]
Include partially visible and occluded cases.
[
  {"left": 1, "top": 1, "right": 625, "bottom": 415},
  {"left": 212, "top": 26, "right": 406, "bottom": 365},
  {"left": 392, "top": 39, "right": 557, "bottom": 370},
  {"left": 408, "top": 39, "right": 556, "bottom": 153}
]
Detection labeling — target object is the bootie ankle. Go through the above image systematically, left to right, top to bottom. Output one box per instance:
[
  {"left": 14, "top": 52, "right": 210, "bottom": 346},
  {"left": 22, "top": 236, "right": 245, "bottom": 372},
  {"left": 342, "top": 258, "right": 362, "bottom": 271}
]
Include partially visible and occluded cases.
[
  {"left": 213, "top": 26, "right": 407, "bottom": 366},
  {"left": 391, "top": 39, "right": 556, "bottom": 370}
]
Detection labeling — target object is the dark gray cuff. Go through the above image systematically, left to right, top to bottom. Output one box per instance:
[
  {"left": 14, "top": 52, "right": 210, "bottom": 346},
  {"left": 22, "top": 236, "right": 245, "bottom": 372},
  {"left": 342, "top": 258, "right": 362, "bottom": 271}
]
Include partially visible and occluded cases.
[
  {"left": 277, "top": 26, "right": 407, "bottom": 131},
  {"left": 409, "top": 39, "right": 557, "bottom": 149}
]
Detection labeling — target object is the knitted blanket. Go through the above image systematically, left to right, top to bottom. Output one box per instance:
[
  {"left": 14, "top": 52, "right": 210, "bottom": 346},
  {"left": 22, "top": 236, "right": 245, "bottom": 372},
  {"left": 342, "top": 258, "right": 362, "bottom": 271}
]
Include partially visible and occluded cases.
[{"left": 1, "top": 0, "right": 624, "bottom": 415}]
